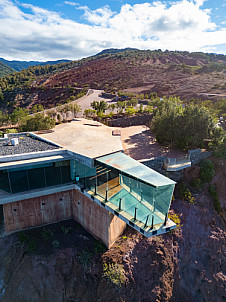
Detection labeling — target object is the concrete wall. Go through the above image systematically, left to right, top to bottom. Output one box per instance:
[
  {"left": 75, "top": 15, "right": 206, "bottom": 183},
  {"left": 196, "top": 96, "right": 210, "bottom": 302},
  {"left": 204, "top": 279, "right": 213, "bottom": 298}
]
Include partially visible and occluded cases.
[
  {"left": 3, "top": 188, "right": 126, "bottom": 248},
  {"left": 72, "top": 189, "right": 126, "bottom": 248},
  {"left": 3, "top": 191, "right": 73, "bottom": 234}
]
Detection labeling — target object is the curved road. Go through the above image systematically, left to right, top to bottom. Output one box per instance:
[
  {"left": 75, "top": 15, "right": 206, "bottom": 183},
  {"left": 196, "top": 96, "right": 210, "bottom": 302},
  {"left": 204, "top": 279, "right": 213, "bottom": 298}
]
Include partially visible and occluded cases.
[{"left": 76, "top": 89, "right": 104, "bottom": 117}]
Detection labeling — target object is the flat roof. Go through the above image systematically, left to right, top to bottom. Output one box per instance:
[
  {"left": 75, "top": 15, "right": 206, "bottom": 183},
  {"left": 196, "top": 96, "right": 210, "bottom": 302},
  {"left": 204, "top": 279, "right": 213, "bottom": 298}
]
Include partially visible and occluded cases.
[
  {"left": 39, "top": 119, "right": 123, "bottom": 160},
  {"left": 0, "top": 134, "right": 59, "bottom": 156},
  {"left": 97, "top": 152, "right": 176, "bottom": 187},
  {"left": 0, "top": 154, "right": 72, "bottom": 170}
]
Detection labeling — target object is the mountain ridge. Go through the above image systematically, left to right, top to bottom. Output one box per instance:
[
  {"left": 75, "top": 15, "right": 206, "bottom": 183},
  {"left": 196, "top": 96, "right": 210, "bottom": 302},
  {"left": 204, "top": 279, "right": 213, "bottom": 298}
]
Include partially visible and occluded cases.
[
  {"left": 0, "top": 49, "right": 225, "bottom": 111},
  {"left": 0, "top": 58, "right": 71, "bottom": 72},
  {"left": 0, "top": 61, "right": 15, "bottom": 77}
]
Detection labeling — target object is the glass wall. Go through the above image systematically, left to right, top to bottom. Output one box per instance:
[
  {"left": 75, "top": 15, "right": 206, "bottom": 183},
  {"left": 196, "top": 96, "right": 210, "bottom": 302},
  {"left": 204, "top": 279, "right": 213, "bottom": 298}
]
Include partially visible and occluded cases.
[
  {"left": 0, "top": 160, "right": 72, "bottom": 194},
  {"left": 73, "top": 160, "right": 173, "bottom": 227}
]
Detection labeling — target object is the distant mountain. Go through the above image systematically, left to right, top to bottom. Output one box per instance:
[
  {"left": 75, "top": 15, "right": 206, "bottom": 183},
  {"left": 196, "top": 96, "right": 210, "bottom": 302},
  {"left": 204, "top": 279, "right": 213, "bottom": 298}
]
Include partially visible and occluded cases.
[
  {"left": 96, "top": 48, "right": 139, "bottom": 56},
  {"left": 0, "top": 49, "right": 226, "bottom": 112},
  {"left": 0, "top": 58, "right": 71, "bottom": 72},
  {"left": 0, "top": 61, "right": 15, "bottom": 77}
]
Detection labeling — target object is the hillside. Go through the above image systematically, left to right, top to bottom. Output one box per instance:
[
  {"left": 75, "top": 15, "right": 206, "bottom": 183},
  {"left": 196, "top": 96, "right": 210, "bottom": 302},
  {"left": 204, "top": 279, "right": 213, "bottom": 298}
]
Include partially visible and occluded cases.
[
  {"left": 0, "top": 49, "right": 226, "bottom": 112},
  {"left": 0, "top": 58, "right": 70, "bottom": 72},
  {"left": 0, "top": 62, "right": 15, "bottom": 77},
  {"left": 0, "top": 157, "right": 225, "bottom": 302}
]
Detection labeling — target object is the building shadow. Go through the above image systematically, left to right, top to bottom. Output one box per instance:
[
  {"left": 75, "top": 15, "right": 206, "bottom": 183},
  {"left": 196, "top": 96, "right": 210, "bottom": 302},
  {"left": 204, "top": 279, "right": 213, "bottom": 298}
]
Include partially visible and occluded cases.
[{"left": 124, "top": 130, "right": 185, "bottom": 160}]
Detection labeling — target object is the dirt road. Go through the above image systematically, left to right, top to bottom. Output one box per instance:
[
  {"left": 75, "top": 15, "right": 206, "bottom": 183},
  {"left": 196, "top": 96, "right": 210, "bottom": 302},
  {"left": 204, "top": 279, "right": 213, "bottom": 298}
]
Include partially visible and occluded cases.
[{"left": 76, "top": 89, "right": 104, "bottom": 117}]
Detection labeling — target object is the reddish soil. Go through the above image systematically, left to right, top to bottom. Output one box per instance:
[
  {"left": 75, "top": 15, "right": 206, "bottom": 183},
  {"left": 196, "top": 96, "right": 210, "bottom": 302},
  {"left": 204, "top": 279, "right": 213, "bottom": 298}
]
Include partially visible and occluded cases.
[
  {"left": 3, "top": 51, "right": 226, "bottom": 112},
  {"left": 42, "top": 53, "right": 226, "bottom": 102},
  {"left": 0, "top": 159, "right": 225, "bottom": 302}
]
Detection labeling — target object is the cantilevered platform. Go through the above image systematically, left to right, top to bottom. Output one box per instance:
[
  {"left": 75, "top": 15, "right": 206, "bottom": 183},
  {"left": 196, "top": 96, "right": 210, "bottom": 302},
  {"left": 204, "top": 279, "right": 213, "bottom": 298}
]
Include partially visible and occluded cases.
[
  {"left": 77, "top": 152, "right": 177, "bottom": 237},
  {"left": 164, "top": 156, "right": 191, "bottom": 171}
]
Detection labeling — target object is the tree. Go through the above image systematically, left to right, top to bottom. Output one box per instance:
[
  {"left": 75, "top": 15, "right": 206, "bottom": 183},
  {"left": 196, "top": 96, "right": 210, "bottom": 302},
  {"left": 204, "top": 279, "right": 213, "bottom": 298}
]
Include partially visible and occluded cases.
[
  {"left": 151, "top": 97, "right": 217, "bottom": 149},
  {"left": 91, "top": 101, "right": 107, "bottom": 114},
  {"left": 116, "top": 101, "right": 126, "bottom": 113},
  {"left": 109, "top": 103, "right": 116, "bottom": 111},
  {"left": 32, "top": 104, "right": 44, "bottom": 113},
  {"left": 71, "top": 104, "right": 81, "bottom": 117},
  {"left": 125, "top": 106, "right": 136, "bottom": 116},
  {"left": 10, "top": 108, "right": 29, "bottom": 124},
  {"left": 47, "top": 109, "right": 57, "bottom": 119},
  {"left": 83, "top": 109, "right": 96, "bottom": 119},
  {"left": 0, "top": 111, "right": 9, "bottom": 126},
  {"left": 20, "top": 113, "right": 55, "bottom": 131}
]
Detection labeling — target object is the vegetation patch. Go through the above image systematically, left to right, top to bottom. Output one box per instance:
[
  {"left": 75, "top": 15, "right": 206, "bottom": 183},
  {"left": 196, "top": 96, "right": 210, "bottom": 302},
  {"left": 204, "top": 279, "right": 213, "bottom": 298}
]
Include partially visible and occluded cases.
[
  {"left": 151, "top": 97, "right": 221, "bottom": 150},
  {"left": 199, "top": 159, "right": 215, "bottom": 183},
  {"left": 178, "top": 182, "right": 196, "bottom": 204},
  {"left": 208, "top": 185, "right": 221, "bottom": 213},
  {"left": 168, "top": 213, "right": 182, "bottom": 228},
  {"left": 103, "top": 262, "right": 125, "bottom": 286}
]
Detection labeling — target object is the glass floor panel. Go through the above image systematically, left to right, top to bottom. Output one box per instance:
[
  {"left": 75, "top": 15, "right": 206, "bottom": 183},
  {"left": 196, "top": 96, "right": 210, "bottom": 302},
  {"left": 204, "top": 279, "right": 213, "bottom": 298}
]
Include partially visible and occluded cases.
[{"left": 109, "top": 188, "right": 164, "bottom": 226}]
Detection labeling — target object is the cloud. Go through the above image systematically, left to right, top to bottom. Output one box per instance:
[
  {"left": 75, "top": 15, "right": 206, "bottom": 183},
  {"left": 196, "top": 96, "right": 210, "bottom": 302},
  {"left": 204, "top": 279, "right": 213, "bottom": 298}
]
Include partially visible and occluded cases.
[
  {"left": 0, "top": 0, "right": 225, "bottom": 61},
  {"left": 64, "top": 1, "right": 79, "bottom": 7},
  {"left": 79, "top": 5, "right": 116, "bottom": 26}
]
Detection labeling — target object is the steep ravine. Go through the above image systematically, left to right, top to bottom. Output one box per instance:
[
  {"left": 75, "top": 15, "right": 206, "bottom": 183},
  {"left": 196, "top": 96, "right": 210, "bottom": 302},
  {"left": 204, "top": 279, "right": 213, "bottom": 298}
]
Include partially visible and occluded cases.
[{"left": 0, "top": 164, "right": 225, "bottom": 302}]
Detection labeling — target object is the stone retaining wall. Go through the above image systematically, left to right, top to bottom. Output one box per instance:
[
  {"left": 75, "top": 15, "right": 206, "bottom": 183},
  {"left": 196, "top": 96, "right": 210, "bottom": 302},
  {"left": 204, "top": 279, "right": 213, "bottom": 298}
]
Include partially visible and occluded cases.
[
  {"left": 106, "top": 113, "right": 152, "bottom": 127},
  {"left": 188, "top": 149, "right": 212, "bottom": 165}
]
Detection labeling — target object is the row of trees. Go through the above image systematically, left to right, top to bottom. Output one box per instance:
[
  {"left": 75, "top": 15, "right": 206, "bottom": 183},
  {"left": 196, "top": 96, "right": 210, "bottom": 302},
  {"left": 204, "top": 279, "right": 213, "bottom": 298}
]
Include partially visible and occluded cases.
[
  {"left": 151, "top": 97, "right": 224, "bottom": 149},
  {"left": 87, "top": 99, "right": 153, "bottom": 118},
  {"left": 0, "top": 102, "right": 82, "bottom": 132}
]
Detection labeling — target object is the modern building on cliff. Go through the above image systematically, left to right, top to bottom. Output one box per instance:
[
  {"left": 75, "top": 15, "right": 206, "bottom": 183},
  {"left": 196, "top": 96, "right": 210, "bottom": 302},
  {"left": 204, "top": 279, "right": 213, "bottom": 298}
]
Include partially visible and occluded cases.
[{"left": 0, "top": 119, "right": 176, "bottom": 248}]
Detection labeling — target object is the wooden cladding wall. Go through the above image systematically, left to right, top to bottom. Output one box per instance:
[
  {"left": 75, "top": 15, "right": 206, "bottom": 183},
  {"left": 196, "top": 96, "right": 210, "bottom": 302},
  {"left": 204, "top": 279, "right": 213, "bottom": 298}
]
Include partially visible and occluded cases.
[{"left": 3, "top": 191, "right": 73, "bottom": 234}]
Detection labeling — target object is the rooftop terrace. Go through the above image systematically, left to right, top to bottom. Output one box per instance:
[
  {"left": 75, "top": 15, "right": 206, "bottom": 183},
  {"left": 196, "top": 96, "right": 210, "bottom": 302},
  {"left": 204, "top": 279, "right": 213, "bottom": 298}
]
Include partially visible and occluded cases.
[
  {"left": 39, "top": 119, "right": 123, "bottom": 164},
  {"left": 0, "top": 133, "right": 60, "bottom": 157}
]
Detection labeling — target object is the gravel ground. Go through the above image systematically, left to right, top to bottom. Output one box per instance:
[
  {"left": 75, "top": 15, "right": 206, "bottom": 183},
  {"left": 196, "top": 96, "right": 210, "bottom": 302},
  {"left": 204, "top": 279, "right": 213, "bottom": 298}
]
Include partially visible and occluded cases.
[
  {"left": 119, "top": 125, "right": 185, "bottom": 160},
  {"left": 0, "top": 134, "right": 59, "bottom": 156}
]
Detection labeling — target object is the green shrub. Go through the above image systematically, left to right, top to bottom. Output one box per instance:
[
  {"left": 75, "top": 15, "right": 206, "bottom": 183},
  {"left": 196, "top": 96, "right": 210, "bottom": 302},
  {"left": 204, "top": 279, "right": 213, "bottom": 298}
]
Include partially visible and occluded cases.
[
  {"left": 151, "top": 98, "right": 217, "bottom": 150},
  {"left": 125, "top": 106, "right": 136, "bottom": 116},
  {"left": 20, "top": 113, "right": 55, "bottom": 131},
  {"left": 5, "top": 128, "right": 17, "bottom": 134},
  {"left": 213, "top": 136, "right": 226, "bottom": 159},
  {"left": 199, "top": 159, "right": 215, "bottom": 183},
  {"left": 190, "top": 178, "right": 202, "bottom": 189},
  {"left": 178, "top": 182, "right": 195, "bottom": 204},
  {"left": 208, "top": 185, "right": 221, "bottom": 213},
  {"left": 168, "top": 213, "right": 182, "bottom": 227},
  {"left": 61, "top": 226, "right": 72, "bottom": 235},
  {"left": 41, "top": 228, "right": 54, "bottom": 239},
  {"left": 18, "top": 231, "right": 28, "bottom": 243},
  {"left": 27, "top": 238, "right": 37, "bottom": 252},
  {"left": 52, "top": 240, "right": 60, "bottom": 248},
  {"left": 78, "top": 250, "right": 93, "bottom": 269},
  {"left": 103, "top": 263, "right": 125, "bottom": 286}
]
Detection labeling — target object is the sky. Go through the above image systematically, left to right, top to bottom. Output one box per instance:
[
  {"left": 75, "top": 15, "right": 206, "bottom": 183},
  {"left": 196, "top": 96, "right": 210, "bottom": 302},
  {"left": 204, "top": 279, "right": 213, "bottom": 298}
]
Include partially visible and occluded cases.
[{"left": 0, "top": 0, "right": 226, "bottom": 61}]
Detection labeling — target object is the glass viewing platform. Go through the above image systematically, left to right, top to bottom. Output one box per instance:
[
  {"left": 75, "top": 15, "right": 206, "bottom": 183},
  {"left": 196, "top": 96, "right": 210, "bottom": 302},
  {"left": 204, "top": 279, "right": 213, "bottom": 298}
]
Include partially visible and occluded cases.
[{"left": 74, "top": 152, "right": 176, "bottom": 236}]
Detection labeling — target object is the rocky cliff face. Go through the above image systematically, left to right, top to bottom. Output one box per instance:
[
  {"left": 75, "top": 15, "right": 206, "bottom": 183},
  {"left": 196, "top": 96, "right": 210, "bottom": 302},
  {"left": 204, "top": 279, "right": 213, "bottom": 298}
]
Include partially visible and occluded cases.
[{"left": 0, "top": 161, "right": 225, "bottom": 302}]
